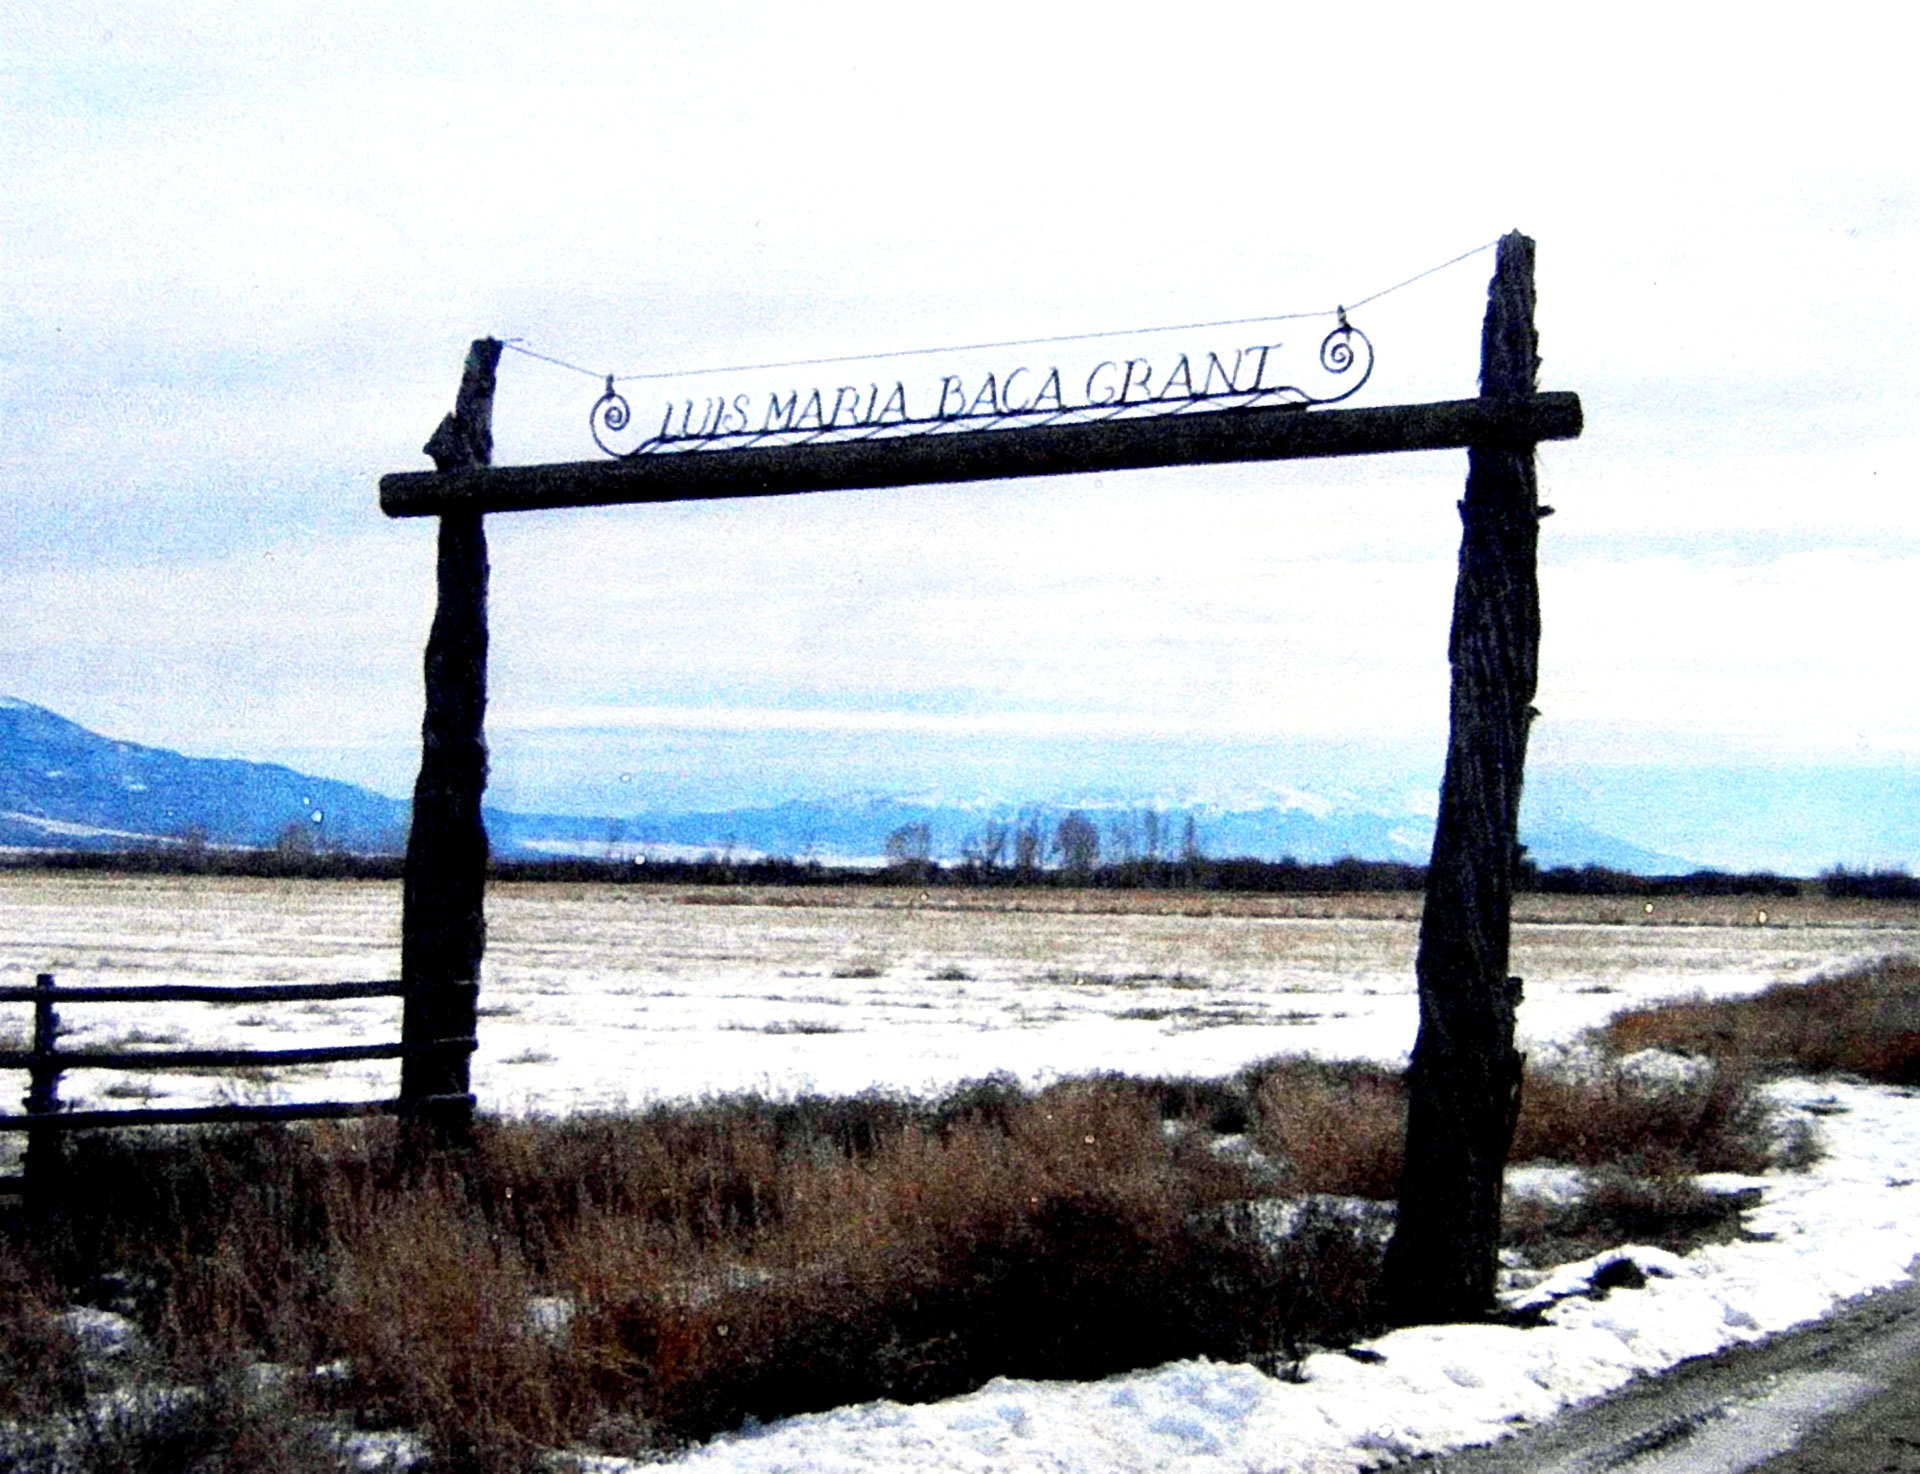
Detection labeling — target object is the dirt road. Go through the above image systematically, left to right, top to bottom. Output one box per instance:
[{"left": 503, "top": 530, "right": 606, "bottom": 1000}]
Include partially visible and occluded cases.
[{"left": 1426, "top": 1268, "right": 1920, "bottom": 1473}]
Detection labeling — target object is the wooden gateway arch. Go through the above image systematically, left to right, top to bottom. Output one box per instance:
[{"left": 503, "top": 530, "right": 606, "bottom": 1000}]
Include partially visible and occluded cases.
[{"left": 379, "top": 231, "right": 1581, "bottom": 1325}]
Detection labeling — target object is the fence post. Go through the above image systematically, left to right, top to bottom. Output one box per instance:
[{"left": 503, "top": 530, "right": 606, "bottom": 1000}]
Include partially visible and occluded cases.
[
  {"left": 1383, "top": 231, "right": 1542, "bottom": 1324},
  {"left": 400, "top": 337, "right": 500, "bottom": 1146},
  {"left": 23, "top": 972, "right": 64, "bottom": 1206}
]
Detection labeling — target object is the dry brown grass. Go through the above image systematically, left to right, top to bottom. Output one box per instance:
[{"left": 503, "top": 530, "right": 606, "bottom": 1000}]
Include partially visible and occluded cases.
[
  {"left": 1603, "top": 957, "right": 1920, "bottom": 1083},
  {"left": 0, "top": 1024, "right": 1803, "bottom": 1468},
  {"left": 1242, "top": 1049, "right": 1780, "bottom": 1202},
  {"left": 1247, "top": 1058, "right": 1406, "bottom": 1198},
  {"left": 1511, "top": 1059, "right": 1776, "bottom": 1177},
  {"left": 3, "top": 1078, "right": 1378, "bottom": 1466},
  {"left": 563, "top": 1079, "right": 1335, "bottom": 1443},
  {"left": 1503, "top": 1170, "right": 1761, "bottom": 1267},
  {"left": 327, "top": 1185, "right": 584, "bottom": 1469},
  {"left": 0, "top": 1244, "right": 87, "bottom": 1421}
]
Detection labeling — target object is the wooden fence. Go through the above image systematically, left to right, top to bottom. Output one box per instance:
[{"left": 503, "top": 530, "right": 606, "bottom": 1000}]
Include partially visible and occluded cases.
[{"left": 0, "top": 972, "right": 475, "bottom": 1205}]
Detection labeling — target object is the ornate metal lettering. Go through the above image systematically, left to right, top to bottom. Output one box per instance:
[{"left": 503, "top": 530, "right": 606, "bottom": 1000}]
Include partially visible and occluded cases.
[{"left": 590, "top": 318, "right": 1373, "bottom": 459}]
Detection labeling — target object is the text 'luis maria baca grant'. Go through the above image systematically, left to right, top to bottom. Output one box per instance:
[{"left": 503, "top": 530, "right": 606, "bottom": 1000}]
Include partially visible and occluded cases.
[{"left": 589, "top": 315, "right": 1374, "bottom": 459}]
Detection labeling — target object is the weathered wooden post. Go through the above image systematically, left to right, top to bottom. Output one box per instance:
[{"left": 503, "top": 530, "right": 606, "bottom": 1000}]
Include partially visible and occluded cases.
[
  {"left": 1383, "top": 232, "right": 1543, "bottom": 1323},
  {"left": 399, "top": 338, "right": 500, "bottom": 1142},
  {"left": 23, "top": 972, "right": 64, "bottom": 1207}
]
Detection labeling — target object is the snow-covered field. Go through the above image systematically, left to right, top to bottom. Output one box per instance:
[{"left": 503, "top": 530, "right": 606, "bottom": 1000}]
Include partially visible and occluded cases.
[
  {"left": 6, "top": 872, "right": 1920, "bottom": 1472},
  {"left": 3, "top": 874, "right": 1912, "bottom": 1116}
]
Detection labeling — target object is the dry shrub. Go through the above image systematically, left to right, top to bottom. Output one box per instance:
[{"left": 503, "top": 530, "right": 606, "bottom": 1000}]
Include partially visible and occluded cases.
[
  {"left": 1603, "top": 958, "right": 1920, "bottom": 1083},
  {"left": 0, "top": 1043, "right": 1797, "bottom": 1464},
  {"left": 1244, "top": 1050, "right": 1779, "bottom": 1197},
  {"left": 1246, "top": 1058, "right": 1405, "bottom": 1198},
  {"left": 1512, "top": 1059, "right": 1774, "bottom": 1177},
  {"left": 1123, "top": 1073, "right": 1253, "bottom": 1134},
  {"left": 571, "top": 1078, "right": 1355, "bottom": 1446},
  {"left": 468, "top": 1092, "right": 933, "bottom": 1271},
  {"left": 38, "top": 1121, "right": 403, "bottom": 1371},
  {"left": 1504, "top": 1170, "right": 1760, "bottom": 1267},
  {"left": 327, "top": 1182, "right": 583, "bottom": 1473},
  {"left": 1259, "top": 1199, "right": 1388, "bottom": 1365},
  {"left": 0, "top": 1245, "right": 88, "bottom": 1420},
  {"left": 63, "top": 1369, "right": 351, "bottom": 1474}
]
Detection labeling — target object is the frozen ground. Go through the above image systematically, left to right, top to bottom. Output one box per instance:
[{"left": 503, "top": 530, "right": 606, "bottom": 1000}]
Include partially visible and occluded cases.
[
  {"left": 6, "top": 873, "right": 1920, "bottom": 1472},
  {"left": 3, "top": 874, "right": 1913, "bottom": 1116}
]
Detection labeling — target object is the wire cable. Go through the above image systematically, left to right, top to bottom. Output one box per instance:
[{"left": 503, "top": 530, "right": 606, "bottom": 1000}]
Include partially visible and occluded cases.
[{"left": 499, "top": 237, "right": 1499, "bottom": 387}]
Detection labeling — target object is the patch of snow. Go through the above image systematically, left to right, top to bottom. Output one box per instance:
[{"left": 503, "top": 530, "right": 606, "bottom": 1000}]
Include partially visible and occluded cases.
[
  {"left": 1271, "top": 787, "right": 1335, "bottom": 820},
  {"left": 0, "top": 811, "right": 171, "bottom": 843},
  {"left": 1614, "top": 1047, "right": 1713, "bottom": 1087},
  {"left": 1505, "top": 1163, "right": 1588, "bottom": 1207},
  {"left": 1241, "top": 1194, "right": 1393, "bottom": 1247},
  {"left": 527, "top": 1296, "right": 575, "bottom": 1342},
  {"left": 57, "top": 1307, "right": 142, "bottom": 1360},
  {"left": 337, "top": 1428, "right": 428, "bottom": 1470}
]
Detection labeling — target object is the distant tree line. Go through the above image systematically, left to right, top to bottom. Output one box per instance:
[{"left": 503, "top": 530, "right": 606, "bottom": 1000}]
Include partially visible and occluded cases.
[
  {"left": 7, "top": 820, "right": 1916, "bottom": 900},
  {"left": 14, "top": 844, "right": 407, "bottom": 881},
  {"left": 1524, "top": 861, "right": 1803, "bottom": 898}
]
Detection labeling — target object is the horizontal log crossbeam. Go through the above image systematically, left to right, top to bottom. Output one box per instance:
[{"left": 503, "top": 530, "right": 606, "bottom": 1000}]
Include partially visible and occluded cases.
[{"left": 380, "top": 392, "right": 1583, "bottom": 517}]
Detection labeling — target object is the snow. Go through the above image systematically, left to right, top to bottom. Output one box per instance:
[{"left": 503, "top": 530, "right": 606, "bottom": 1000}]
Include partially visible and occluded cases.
[
  {"left": 0, "top": 811, "right": 172, "bottom": 843},
  {"left": 9, "top": 877, "right": 1920, "bottom": 1470},
  {"left": 56, "top": 1307, "right": 142, "bottom": 1362}
]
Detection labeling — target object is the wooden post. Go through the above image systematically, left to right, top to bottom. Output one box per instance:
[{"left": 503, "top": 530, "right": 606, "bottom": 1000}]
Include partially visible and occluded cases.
[
  {"left": 1383, "top": 232, "right": 1542, "bottom": 1324},
  {"left": 399, "top": 338, "right": 501, "bottom": 1142},
  {"left": 23, "top": 973, "right": 63, "bottom": 1206}
]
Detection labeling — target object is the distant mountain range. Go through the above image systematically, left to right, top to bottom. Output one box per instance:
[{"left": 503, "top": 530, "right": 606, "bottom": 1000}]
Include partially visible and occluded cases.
[
  {"left": 0, "top": 696, "right": 1687, "bottom": 872},
  {"left": 0, "top": 697, "right": 413, "bottom": 855}
]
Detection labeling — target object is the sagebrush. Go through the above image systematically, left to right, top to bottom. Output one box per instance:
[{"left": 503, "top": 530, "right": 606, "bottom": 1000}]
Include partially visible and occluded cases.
[{"left": 0, "top": 1037, "right": 1796, "bottom": 1470}]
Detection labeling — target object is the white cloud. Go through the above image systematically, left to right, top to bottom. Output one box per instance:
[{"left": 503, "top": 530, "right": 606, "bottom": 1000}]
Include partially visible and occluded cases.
[{"left": 4, "top": 1, "right": 1918, "bottom": 818}]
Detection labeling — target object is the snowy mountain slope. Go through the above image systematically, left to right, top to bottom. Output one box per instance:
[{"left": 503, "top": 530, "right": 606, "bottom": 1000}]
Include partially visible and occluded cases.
[{"left": 0, "top": 697, "right": 1685, "bottom": 871}]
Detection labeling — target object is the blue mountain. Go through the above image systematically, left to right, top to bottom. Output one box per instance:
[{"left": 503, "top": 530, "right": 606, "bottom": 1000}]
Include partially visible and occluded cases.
[
  {"left": 1, "top": 696, "right": 1693, "bottom": 872},
  {"left": 0, "top": 697, "right": 411, "bottom": 854}
]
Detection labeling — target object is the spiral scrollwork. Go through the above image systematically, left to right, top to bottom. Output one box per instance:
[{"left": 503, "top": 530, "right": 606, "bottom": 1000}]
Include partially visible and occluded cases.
[
  {"left": 1312, "top": 314, "right": 1373, "bottom": 403},
  {"left": 590, "top": 377, "right": 638, "bottom": 457}
]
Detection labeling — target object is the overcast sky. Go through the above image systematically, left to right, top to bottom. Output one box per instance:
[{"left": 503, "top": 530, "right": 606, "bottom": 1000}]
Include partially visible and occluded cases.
[{"left": 3, "top": 4, "right": 1915, "bottom": 846}]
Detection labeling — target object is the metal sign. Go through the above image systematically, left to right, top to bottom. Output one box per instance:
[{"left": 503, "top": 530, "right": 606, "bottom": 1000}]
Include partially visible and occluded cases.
[{"left": 590, "top": 315, "right": 1372, "bottom": 458}]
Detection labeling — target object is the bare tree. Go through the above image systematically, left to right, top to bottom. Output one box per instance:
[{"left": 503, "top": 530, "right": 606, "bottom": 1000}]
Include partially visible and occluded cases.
[
  {"left": 1141, "top": 808, "right": 1164, "bottom": 863},
  {"left": 1053, "top": 811, "right": 1100, "bottom": 878},
  {"left": 1013, "top": 813, "right": 1044, "bottom": 875},
  {"left": 275, "top": 819, "right": 314, "bottom": 860},
  {"left": 964, "top": 819, "right": 1009, "bottom": 875},
  {"left": 884, "top": 821, "right": 932, "bottom": 872}
]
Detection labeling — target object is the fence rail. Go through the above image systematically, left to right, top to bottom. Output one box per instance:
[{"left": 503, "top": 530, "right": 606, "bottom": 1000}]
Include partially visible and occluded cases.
[
  {"left": 3, "top": 972, "right": 477, "bottom": 1206},
  {"left": 0, "top": 978, "right": 406, "bottom": 1005},
  {"left": 0, "top": 1038, "right": 470, "bottom": 1077}
]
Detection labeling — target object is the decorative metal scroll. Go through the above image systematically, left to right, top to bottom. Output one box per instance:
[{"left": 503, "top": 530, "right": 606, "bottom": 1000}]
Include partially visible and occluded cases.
[{"left": 590, "top": 315, "right": 1373, "bottom": 459}]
